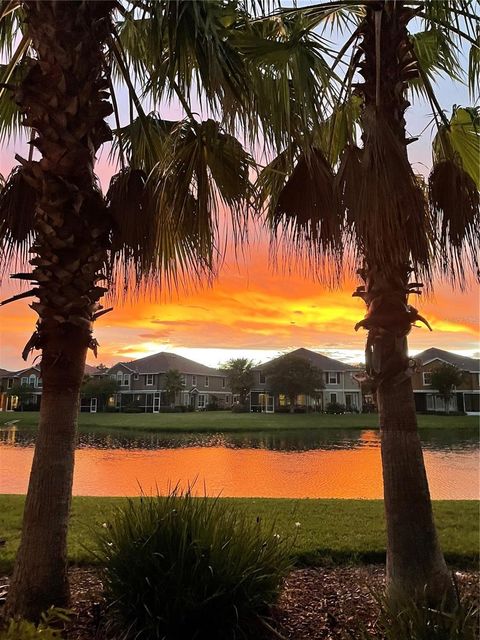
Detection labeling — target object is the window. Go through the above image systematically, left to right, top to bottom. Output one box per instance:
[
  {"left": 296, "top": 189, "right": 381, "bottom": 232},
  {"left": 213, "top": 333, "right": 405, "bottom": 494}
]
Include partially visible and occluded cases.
[
  {"left": 259, "top": 372, "right": 266, "bottom": 384},
  {"left": 327, "top": 372, "right": 340, "bottom": 384},
  {"left": 423, "top": 372, "right": 432, "bottom": 386},
  {"left": 134, "top": 373, "right": 139, "bottom": 381},
  {"left": 29, "top": 374, "right": 36, "bottom": 387},
  {"left": 110, "top": 374, "right": 116, "bottom": 380},
  {"left": 122, "top": 374, "right": 130, "bottom": 387},
  {"left": 146, "top": 374, "right": 154, "bottom": 386},
  {"left": 181, "top": 375, "right": 186, "bottom": 386},
  {"left": 192, "top": 375, "right": 197, "bottom": 386},
  {"left": 205, "top": 376, "right": 209, "bottom": 387},
  {"left": 21, "top": 377, "right": 28, "bottom": 386},
  {"left": 221, "top": 377, "right": 226, "bottom": 388},
  {"left": 7, "top": 378, "right": 13, "bottom": 389},
  {"left": 37, "top": 378, "right": 42, "bottom": 388},
  {"left": 330, "top": 393, "right": 337, "bottom": 403},
  {"left": 198, "top": 394, "right": 206, "bottom": 409},
  {"left": 226, "top": 395, "right": 230, "bottom": 404}
]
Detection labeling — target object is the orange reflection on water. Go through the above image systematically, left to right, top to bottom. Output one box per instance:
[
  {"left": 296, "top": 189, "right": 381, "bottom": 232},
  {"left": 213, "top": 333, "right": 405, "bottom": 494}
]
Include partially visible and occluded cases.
[{"left": 1, "top": 437, "right": 478, "bottom": 500}]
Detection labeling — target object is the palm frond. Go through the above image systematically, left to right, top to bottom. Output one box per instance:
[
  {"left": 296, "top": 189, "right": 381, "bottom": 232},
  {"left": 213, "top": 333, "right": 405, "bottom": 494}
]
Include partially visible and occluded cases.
[
  {"left": 0, "top": 0, "right": 22, "bottom": 58},
  {"left": 468, "top": 25, "right": 480, "bottom": 100},
  {"left": 410, "top": 28, "right": 464, "bottom": 100},
  {"left": 0, "top": 34, "right": 30, "bottom": 144},
  {"left": 433, "top": 106, "right": 480, "bottom": 188},
  {"left": 107, "top": 117, "right": 253, "bottom": 294},
  {"left": 266, "top": 147, "right": 342, "bottom": 274},
  {"left": 429, "top": 159, "right": 479, "bottom": 281},
  {"left": 0, "top": 165, "right": 36, "bottom": 273}
]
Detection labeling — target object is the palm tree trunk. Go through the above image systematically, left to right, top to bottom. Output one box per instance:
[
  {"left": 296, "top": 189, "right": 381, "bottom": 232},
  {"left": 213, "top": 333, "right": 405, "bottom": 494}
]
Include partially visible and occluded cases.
[
  {"left": 5, "top": 0, "right": 114, "bottom": 619},
  {"left": 355, "top": 2, "right": 454, "bottom": 604},
  {"left": 5, "top": 336, "right": 87, "bottom": 617}
]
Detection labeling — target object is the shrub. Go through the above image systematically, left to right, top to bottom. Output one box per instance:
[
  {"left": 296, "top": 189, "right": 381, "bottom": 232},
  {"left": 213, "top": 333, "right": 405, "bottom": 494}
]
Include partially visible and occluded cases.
[
  {"left": 325, "top": 402, "right": 346, "bottom": 414},
  {"left": 231, "top": 403, "right": 249, "bottom": 413},
  {"left": 97, "top": 490, "right": 291, "bottom": 639},
  {"left": 350, "top": 591, "right": 479, "bottom": 639},
  {"left": 0, "top": 608, "right": 69, "bottom": 639}
]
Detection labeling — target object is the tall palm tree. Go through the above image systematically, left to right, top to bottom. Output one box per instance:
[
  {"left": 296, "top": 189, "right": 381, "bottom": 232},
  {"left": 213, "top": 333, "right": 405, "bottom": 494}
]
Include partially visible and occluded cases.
[
  {"left": 0, "top": 0, "right": 334, "bottom": 619},
  {"left": 259, "top": 0, "right": 479, "bottom": 604}
]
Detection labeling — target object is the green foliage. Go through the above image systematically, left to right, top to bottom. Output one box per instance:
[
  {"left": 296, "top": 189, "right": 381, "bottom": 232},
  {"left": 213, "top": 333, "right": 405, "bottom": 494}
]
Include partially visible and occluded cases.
[
  {"left": 264, "top": 354, "right": 324, "bottom": 407},
  {"left": 219, "top": 357, "right": 255, "bottom": 405},
  {"left": 430, "top": 365, "right": 466, "bottom": 411},
  {"left": 81, "top": 376, "right": 119, "bottom": 400},
  {"left": 325, "top": 401, "right": 346, "bottom": 414},
  {"left": 97, "top": 490, "right": 291, "bottom": 640},
  {"left": 351, "top": 591, "right": 479, "bottom": 639},
  {"left": 0, "top": 608, "right": 69, "bottom": 639}
]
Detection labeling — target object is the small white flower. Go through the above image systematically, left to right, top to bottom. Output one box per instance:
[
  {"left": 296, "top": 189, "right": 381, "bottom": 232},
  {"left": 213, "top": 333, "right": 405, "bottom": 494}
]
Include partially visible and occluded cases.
[
  {"left": 102, "top": 522, "right": 108, "bottom": 529},
  {"left": 294, "top": 522, "right": 301, "bottom": 528},
  {"left": 273, "top": 533, "right": 281, "bottom": 540},
  {"left": 107, "top": 542, "right": 113, "bottom": 547}
]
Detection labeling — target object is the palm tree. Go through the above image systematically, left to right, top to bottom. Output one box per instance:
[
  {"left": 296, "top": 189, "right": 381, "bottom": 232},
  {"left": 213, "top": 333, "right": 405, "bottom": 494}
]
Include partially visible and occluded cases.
[
  {"left": 0, "top": 0, "right": 334, "bottom": 619},
  {"left": 259, "top": 0, "right": 479, "bottom": 604}
]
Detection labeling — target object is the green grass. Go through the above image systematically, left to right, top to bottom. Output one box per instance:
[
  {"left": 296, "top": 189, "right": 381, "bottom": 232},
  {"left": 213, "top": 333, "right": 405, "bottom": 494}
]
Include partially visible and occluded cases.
[
  {"left": 0, "top": 411, "right": 477, "bottom": 432},
  {"left": 0, "top": 496, "right": 477, "bottom": 574}
]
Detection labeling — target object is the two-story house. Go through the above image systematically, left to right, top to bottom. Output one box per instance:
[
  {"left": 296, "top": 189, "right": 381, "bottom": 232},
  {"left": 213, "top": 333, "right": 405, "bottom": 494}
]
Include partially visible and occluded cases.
[
  {"left": 412, "top": 347, "right": 480, "bottom": 415},
  {"left": 250, "top": 348, "right": 362, "bottom": 413},
  {"left": 106, "top": 351, "right": 231, "bottom": 413},
  {"left": 0, "top": 366, "right": 43, "bottom": 411}
]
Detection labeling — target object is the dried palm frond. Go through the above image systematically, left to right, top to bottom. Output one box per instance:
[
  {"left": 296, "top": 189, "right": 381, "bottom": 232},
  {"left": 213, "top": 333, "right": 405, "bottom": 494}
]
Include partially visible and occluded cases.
[
  {"left": 339, "top": 108, "right": 432, "bottom": 279},
  {"left": 429, "top": 158, "right": 480, "bottom": 280},
  {"left": 0, "top": 165, "right": 36, "bottom": 272}
]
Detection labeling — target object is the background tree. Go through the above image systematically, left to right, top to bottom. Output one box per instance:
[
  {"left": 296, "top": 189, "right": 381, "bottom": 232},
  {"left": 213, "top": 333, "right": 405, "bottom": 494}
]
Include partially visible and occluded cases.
[
  {"left": 259, "top": 0, "right": 479, "bottom": 604},
  {"left": 264, "top": 355, "right": 324, "bottom": 413},
  {"left": 220, "top": 358, "right": 255, "bottom": 406},
  {"left": 429, "top": 364, "right": 465, "bottom": 415},
  {"left": 164, "top": 369, "right": 184, "bottom": 408},
  {"left": 81, "top": 376, "right": 119, "bottom": 412},
  {"left": 6, "top": 383, "right": 33, "bottom": 411}
]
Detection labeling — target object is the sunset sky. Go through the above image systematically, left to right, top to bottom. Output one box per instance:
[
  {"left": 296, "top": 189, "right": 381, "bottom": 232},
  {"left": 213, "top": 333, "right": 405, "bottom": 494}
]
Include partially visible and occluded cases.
[{"left": 0, "top": 40, "right": 478, "bottom": 372}]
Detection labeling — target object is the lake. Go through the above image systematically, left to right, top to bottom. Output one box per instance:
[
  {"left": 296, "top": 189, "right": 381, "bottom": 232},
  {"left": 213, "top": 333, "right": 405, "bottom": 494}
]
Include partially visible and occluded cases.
[{"left": 0, "top": 426, "right": 478, "bottom": 499}]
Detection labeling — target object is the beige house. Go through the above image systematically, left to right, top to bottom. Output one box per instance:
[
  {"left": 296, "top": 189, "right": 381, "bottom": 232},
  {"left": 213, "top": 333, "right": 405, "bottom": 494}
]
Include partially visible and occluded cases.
[
  {"left": 412, "top": 347, "right": 480, "bottom": 415},
  {"left": 249, "top": 348, "right": 362, "bottom": 413},
  {"left": 105, "top": 352, "right": 231, "bottom": 413}
]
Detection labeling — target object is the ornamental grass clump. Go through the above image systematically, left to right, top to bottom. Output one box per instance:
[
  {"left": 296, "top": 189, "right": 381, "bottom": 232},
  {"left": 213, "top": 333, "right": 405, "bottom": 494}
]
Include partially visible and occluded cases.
[
  {"left": 97, "top": 490, "right": 291, "bottom": 639},
  {"left": 352, "top": 589, "right": 479, "bottom": 640}
]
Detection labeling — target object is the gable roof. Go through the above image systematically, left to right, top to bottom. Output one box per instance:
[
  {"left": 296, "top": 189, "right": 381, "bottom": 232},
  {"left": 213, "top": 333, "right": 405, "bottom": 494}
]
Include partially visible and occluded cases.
[
  {"left": 257, "top": 348, "right": 358, "bottom": 372},
  {"left": 414, "top": 348, "right": 480, "bottom": 373},
  {"left": 110, "top": 351, "right": 220, "bottom": 376},
  {"left": 0, "top": 368, "right": 14, "bottom": 378}
]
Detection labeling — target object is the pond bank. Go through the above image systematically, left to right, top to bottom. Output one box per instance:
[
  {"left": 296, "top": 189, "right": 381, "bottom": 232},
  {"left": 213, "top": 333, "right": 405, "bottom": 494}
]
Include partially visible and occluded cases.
[
  {"left": 0, "top": 411, "right": 477, "bottom": 432},
  {"left": 1, "top": 496, "right": 478, "bottom": 573}
]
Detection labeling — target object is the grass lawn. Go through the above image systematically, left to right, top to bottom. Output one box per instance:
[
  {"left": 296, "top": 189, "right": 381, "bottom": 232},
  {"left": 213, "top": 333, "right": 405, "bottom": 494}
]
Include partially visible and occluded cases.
[
  {"left": 0, "top": 411, "right": 477, "bottom": 432},
  {"left": 0, "top": 496, "right": 477, "bottom": 574}
]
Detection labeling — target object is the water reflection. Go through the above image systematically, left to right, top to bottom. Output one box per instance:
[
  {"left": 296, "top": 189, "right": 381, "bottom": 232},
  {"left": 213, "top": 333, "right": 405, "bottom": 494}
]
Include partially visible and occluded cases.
[
  {"left": 0, "top": 426, "right": 478, "bottom": 500},
  {"left": 1, "top": 426, "right": 478, "bottom": 453}
]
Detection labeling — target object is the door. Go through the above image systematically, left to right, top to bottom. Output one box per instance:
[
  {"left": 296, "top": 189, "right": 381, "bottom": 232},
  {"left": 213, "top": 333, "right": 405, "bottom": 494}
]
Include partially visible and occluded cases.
[
  {"left": 153, "top": 393, "right": 160, "bottom": 413},
  {"left": 90, "top": 397, "right": 97, "bottom": 413}
]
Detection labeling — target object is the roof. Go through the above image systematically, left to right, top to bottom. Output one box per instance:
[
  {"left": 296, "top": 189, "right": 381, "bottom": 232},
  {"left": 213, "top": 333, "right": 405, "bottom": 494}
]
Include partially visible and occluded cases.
[
  {"left": 256, "top": 348, "right": 359, "bottom": 372},
  {"left": 414, "top": 348, "right": 480, "bottom": 373},
  {"left": 110, "top": 351, "right": 221, "bottom": 376},
  {"left": 84, "top": 363, "right": 102, "bottom": 375},
  {"left": 0, "top": 368, "right": 14, "bottom": 378}
]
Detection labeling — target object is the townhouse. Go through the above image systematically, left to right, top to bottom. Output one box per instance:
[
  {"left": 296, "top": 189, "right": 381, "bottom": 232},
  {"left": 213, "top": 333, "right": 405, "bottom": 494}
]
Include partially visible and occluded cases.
[
  {"left": 412, "top": 347, "right": 480, "bottom": 415},
  {"left": 249, "top": 348, "right": 362, "bottom": 413},
  {"left": 104, "top": 351, "right": 232, "bottom": 413},
  {"left": 0, "top": 366, "right": 42, "bottom": 411}
]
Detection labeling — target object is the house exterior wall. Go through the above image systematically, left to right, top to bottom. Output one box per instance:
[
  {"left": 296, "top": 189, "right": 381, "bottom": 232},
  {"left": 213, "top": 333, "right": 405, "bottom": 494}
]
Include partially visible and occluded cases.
[
  {"left": 412, "top": 358, "right": 480, "bottom": 414},
  {"left": 250, "top": 368, "right": 362, "bottom": 412}
]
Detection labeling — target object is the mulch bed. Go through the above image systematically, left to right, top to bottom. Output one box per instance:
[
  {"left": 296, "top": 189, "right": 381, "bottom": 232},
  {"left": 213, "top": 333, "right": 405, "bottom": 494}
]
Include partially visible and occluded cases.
[{"left": 1, "top": 566, "right": 478, "bottom": 639}]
